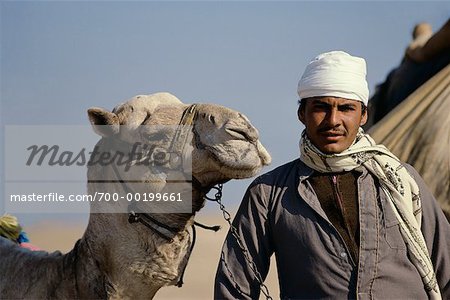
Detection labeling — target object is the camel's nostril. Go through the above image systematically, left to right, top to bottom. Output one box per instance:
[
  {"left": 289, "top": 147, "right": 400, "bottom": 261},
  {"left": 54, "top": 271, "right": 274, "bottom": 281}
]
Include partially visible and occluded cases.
[{"left": 225, "top": 127, "right": 250, "bottom": 140}]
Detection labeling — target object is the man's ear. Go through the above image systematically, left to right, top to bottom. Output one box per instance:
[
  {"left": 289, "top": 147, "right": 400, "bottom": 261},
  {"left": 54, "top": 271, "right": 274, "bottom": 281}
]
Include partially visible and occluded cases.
[
  {"left": 360, "top": 104, "right": 368, "bottom": 126},
  {"left": 298, "top": 106, "right": 306, "bottom": 124},
  {"left": 87, "top": 107, "right": 120, "bottom": 137}
]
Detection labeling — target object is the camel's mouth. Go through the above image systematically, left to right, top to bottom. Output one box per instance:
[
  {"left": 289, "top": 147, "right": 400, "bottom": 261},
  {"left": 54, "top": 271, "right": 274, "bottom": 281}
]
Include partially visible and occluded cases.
[{"left": 205, "top": 140, "right": 271, "bottom": 179}]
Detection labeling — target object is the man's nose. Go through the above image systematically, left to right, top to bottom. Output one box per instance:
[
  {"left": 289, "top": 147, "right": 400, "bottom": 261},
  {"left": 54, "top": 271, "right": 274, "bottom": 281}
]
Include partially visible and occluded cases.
[{"left": 326, "top": 108, "right": 341, "bottom": 126}]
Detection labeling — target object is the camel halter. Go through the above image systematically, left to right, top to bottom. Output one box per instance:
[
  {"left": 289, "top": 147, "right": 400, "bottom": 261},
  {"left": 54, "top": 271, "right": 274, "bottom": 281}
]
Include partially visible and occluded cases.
[
  {"left": 109, "top": 104, "right": 271, "bottom": 296},
  {"left": 110, "top": 104, "right": 219, "bottom": 287},
  {"left": 125, "top": 104, "right": 200, "bottom": 241}
]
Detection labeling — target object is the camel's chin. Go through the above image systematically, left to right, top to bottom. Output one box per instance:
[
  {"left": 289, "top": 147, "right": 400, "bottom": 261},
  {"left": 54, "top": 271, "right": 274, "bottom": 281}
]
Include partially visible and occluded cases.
[
  {"left": 256, "top": 140, "right": 272, "bottom": 166},
  {"left": 215, "top": 157, "right": 264, "bottom": 179},
  {"left": 196, "top": 165, "right": 261, "bottom": 187},
  {"left": 226, "top": 166, "right": 262, "bottom": 179}
]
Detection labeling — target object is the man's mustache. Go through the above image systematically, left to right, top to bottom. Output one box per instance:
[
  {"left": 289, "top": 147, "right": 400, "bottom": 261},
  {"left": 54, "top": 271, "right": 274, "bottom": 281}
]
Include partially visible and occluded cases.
[{"left": 318, "top": 127, "right": 345, "bottom": 135}]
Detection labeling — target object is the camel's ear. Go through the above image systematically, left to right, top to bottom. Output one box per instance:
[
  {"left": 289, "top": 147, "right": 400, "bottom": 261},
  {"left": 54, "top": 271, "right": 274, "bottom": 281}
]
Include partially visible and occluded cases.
[{"left": 87, "top": 107, "right": 120, "bottom": 137}]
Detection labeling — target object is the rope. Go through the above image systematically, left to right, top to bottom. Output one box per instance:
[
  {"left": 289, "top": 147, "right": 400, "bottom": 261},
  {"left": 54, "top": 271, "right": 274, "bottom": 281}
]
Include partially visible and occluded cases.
[{"left": 205, "top": 184, "right": 273, "bottom": 300}]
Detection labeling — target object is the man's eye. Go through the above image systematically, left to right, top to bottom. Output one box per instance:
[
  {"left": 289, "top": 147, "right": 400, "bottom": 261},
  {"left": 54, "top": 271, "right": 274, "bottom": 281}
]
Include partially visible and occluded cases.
[{"left": 340, "top": 106, "right": 355, "bottom": 111}]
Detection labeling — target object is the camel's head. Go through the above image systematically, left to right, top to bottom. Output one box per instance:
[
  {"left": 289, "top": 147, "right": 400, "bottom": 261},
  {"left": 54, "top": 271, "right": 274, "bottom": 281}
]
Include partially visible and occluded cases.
[
  {"left": 88, "top": 92, "right": 271, "bottom": 193},
  {"left": 86, "top": 93, "right": 271, "bottom": 293},
  {"left": 143, "top": 102, "right": 272, "bottom": 188},
  {"left": 193, "top": 103, "right": 271, "bottom": 183}
]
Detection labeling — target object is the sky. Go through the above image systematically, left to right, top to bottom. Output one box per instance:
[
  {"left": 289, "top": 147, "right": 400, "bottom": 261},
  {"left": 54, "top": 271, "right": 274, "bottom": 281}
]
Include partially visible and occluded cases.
[{"left": 1, "top": 1, "right": 449, "bottom": 226}]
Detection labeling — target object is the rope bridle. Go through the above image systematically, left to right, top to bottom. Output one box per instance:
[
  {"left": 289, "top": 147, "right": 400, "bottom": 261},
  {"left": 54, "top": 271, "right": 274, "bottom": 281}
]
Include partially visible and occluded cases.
[
  {"left": 108, "top": 104, "right": 272, "bottom": 298},
  {"left": 109, "top": 104, "right": 219, "bottom": 287},
  {"left": 120, "top": 104, "right": 202, "bottom": 242}
]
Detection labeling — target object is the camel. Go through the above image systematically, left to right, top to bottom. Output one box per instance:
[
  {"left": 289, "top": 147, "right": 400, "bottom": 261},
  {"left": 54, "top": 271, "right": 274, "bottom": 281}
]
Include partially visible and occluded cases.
[
  {"left": 366, "top": 21, "right": 450, "bottom": 219},
  {"left": 0, "top": 92, "right": 271, "bottom": 299}
]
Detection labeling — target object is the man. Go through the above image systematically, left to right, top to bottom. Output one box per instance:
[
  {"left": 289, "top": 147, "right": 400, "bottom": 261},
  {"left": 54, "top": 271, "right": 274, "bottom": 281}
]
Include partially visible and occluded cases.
[{"left": 214, "top": 51, "right": 450, "bottom": 299}]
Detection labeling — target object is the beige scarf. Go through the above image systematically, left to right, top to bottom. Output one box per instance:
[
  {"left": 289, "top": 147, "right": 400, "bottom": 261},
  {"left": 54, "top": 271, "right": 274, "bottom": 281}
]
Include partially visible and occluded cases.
[{"left": 299, "top": 128, "right": 441, "bottom": 299}]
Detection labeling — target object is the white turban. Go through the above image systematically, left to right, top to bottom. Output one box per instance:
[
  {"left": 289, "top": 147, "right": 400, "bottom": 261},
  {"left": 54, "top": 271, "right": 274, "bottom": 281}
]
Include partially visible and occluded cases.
[{"left": 297, "top": 51, "right": 369, "bottom": 106}]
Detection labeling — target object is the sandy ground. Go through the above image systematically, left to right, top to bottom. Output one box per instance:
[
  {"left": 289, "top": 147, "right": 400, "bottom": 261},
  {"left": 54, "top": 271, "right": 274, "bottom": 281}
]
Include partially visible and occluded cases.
[{"left": 26, "top": 211, "right": 280, "bottom": 300}]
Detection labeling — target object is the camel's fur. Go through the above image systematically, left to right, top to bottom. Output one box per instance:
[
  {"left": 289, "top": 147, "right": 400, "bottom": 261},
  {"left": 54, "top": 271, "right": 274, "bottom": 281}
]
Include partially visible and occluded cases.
[{"left": 0, "top": 92, "right": 271, "bottom": 299}]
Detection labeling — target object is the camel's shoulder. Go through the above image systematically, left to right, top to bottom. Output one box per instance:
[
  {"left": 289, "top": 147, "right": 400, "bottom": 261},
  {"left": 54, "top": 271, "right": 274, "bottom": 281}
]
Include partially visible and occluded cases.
[{"left": 0, "top": 236, "right": 62, "bottom": 263}]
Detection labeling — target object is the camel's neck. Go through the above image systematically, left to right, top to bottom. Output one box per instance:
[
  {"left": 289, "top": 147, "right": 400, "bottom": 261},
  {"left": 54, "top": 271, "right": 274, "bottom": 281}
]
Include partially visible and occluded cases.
[
  {"left": 85, "top": 157, "right": 210, "bottom": 298},
  {"left": 78, "top": 188, "right": 206, "bottom": 299},
  {"left": 82, "top": 211, "right": 192, "bottom": 299},
  {"left": 0, "top": 236, "right": 106, "bottom": 299},
  {"left": 52, "top": 238, "right": 107, "bottom": 299}
]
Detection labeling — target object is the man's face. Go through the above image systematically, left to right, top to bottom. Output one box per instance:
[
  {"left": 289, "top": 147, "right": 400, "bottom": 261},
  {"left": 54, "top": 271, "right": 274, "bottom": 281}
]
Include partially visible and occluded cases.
[{"left": 298, "top": 97, "right": 367, "bottom": 154}]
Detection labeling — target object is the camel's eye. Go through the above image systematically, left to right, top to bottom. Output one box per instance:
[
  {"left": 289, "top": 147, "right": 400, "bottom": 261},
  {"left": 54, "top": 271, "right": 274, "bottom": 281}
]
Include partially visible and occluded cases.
[
  {"left": 208, "top": 115, "right": 216, "bottom": 124},
  {"left": 143, "top": 132, "right": 167, "bottom": 142}
]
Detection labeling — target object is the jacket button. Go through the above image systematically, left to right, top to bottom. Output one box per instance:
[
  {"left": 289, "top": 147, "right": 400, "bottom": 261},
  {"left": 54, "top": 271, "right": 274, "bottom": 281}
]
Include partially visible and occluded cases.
[{"left": 340, "top": 252, "right": 347, "bottom": 258}]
